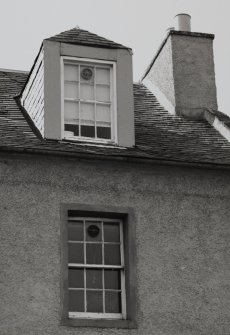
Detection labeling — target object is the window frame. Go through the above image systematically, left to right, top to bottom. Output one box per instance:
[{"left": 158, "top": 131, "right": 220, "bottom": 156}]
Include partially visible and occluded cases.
[
  {"left": 60, "top": 57, "right": 118, "bottom": 144},
  {"left": 60, "top": 204, "right": 137, "bottom": 329}
]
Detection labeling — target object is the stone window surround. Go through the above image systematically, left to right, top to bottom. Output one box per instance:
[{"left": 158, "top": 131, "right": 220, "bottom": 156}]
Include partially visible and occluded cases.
[{"left": 60, "top": 203, "right": 137, "bottom": 328}]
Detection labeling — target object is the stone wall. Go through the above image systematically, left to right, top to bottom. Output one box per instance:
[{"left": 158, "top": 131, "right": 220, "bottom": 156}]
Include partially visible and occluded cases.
[{"left": 0, "top": 153, "right": 229, "bottom": 335}]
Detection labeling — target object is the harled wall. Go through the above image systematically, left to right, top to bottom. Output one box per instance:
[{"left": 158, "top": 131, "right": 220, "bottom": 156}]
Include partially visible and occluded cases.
[{"left": 0, "top": 153, "right": 229, "bottom": 335}]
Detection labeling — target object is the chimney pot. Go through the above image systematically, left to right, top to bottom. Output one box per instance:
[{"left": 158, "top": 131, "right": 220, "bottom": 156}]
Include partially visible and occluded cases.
[{"left": 175, "top": 13, "right": 191, "bottom": 32}]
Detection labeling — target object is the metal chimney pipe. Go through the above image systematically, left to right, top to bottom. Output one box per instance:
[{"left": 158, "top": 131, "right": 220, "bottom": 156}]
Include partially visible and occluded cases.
[{"left": 174, "top": 13, "right": 191, "bottom": 32}]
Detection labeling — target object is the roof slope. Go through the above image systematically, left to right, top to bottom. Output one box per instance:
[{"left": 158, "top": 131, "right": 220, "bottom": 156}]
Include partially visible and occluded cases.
[
  {"left": 46, "top": 28, "right": 130, "bottom": 50},
  {"left": 1, "top": 69, "right": 230, "bottom": 167}
]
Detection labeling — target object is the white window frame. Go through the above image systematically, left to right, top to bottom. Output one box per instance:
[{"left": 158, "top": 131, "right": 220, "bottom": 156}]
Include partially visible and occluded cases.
[
  {"left": 61, "top": 56, "right": 117, "bottom": 144},
  {"left": 67, "top": 217, "right": 126, "bottom": 320}
]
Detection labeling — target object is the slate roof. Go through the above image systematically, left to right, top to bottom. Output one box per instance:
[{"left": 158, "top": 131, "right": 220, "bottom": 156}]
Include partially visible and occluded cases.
[
  {"left": 46, "top": 28, "right": 130, "bottom": 50},
  {"left": 1, "top": 69, "right": 230, "bottom": 167}
]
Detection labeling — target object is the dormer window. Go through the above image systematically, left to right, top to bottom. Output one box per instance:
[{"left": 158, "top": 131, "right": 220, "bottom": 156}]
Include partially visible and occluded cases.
[{"left": 62, "top": 57, "right": 117, "bottom": 143}]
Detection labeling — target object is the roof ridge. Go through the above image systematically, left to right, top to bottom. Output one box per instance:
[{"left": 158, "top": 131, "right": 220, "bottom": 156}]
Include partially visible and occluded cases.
[{"left": 46, "top": 27, "right": 131, "bottom": 50}]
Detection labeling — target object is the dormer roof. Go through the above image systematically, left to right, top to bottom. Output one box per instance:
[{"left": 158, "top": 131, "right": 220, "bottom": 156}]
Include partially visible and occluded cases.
[{"left": 46, "top": 27, "right": 131, "bottom": 50}]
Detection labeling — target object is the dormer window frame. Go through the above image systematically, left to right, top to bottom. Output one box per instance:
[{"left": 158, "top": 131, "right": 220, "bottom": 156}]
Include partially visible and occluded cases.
[{"left": 60, "top": 56, "right": 118, "bottom": 144}]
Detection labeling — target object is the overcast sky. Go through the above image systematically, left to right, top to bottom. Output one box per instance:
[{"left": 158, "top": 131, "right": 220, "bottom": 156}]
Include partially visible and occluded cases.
[{"left": 1, "top": 0, "right": 229, "bottom": 114}]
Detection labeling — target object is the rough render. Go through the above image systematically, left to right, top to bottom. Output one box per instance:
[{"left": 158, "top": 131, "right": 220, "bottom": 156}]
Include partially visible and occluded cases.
[
  {"left": 171, "top": 34, "right": 218, "bottom": 112},
  {"left": 147, "top": 37, "right": 175, "bottom": 107},
  {"left": 0, "top": 154, "right": 230, "bottom": 335}
]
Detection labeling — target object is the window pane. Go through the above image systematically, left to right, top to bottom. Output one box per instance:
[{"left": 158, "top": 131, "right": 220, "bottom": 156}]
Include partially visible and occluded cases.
[
  {"left": 64, "top": 65, "right": 79, "bottom": 81},
  {"left": 80, "top": 66, "right": 94, "bottom": 83},
  {"left": 96, "top": 68, "right": 110, "bottom": 85},
  {"left": 64, "top": 82, "right": 78, "bottom": 99},
  {"left": 81, "top": 83, "right": 94, "bottom": 100},
  {"left": 96, "top": 85, "right": 110, "bottom": 102},
  {"left": 64, "top": 101, "right": 79, "bottom": 121},
  {"left": 81, "top": 102, "right": 94, "bottom": 121},
  {"left": 96, "top": 105, "right": 110, "bottom": 122},
  {"left": 65, "top": 124, "right": 79, "bottom": 137},
  {"left": 81, "top": 125, "right": 95, "bottom": 138},
  {"left": 97, "top": 126, "right": 111, "bottom": 139},
  {"left": 68, "top": 220, "right": 83, "bottom": 241},
  {"left": 86, "top": 221, "right": 101, "bottom": 242},
  {"left": 104, "top": 222, "right": 120, "bottom": 242},
  {"left": 68, "top": 243, "right": 84, "bottom": 263},
  {"left": 86, "top": 244, "right": 102, "bottom": 264},
  {"left": 104, "top": 245, "right": 121, "bottom": 265},
  {"left": 69, "top": 268, "right": 84, "bottom": 288},
  {"left": 86, "top": 269, "right": 102, "bottom": 289},
  {"left": 104, "top": 269, "right": 121, "bottom": 290},
  {"left": 69, "top": 290, "right": 84, "bottom": 312},
  {"left": 86, "top": 291, "right": 103, "bottom": 313},
  {"left": 105, "top": 291, "right": 121, "bottom": 313}
]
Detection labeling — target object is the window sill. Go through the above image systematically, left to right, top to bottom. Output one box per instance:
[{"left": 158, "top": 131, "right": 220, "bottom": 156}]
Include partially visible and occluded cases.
[
  {"left": 63, "top": 135, "right": 115, "bottom": 145},
  {"left": 61, "top": 138, "right": 127, "bottom": 149},
  {"left": 61, "top": 317, "right": 137, "bottom": 329}
]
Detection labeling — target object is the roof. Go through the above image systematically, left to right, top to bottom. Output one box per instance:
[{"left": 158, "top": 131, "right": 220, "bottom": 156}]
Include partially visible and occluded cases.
[
  {"left": 46, "top": 27, "right": 131, "bottom": 50},
  {"left": 1, "top": 69, "right": 230, "bottom": 167}
]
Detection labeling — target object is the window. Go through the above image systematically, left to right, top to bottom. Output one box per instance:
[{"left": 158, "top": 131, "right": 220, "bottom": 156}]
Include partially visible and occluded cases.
[
  {"left": 62, "top": 58, "right": 116, "bottom": 143},
  {"left": 61, "top": 205, "right": 136, "bottom": 328},
  {"left": 68, "top": 217, "right": 125, "bottom": 319}
]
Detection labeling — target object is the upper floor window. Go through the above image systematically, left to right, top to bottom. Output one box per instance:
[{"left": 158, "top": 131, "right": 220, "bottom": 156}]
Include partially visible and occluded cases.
[
  {"left": 62, "top": 58, "right": 117, "bottom": 143},
  {"left": 61, "top": 204, "right": 137, "bottom": 328},
  {"left": 68, "top": 217, "right": 126, "bottom": 319}
]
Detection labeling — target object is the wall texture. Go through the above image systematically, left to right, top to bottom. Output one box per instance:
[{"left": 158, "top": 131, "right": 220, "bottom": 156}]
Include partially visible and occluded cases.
[
  {"left": 146, "top": 32, "right": 218, "bottom": 119},
  {"left": 172, "top": 34, "right": 218, "bottom": 115},
  {"left": 147, "top": 37, "right": 175, "bottom": 107},
  {"left": 0, "top": 153, "right": 230, "bottom": 335}
]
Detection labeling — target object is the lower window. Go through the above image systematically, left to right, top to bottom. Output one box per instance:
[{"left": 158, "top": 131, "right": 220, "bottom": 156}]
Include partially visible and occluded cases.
[
  {"left": 61, "top": 205, "right": 136, "bottom": 328},
  {"left": 68, "top": 217, "right": 126, "bottom": 319}
]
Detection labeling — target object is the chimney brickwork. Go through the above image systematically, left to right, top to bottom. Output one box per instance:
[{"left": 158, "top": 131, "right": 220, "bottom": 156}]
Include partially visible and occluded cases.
[
  {"left": 143, "top": 28, "right": 218, "bottom": 120},
  {"left": 172, "top": 31, "right": 218, "bottom": 118}
]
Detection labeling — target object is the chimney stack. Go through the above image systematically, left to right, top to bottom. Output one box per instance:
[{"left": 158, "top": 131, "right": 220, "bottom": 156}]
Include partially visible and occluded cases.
[{"left": 142, "top": 15, "right": 218, "bottom": 119}]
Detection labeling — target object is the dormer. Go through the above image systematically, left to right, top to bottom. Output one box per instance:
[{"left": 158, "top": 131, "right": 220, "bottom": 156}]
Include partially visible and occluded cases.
[{"left": 20, "top": 28, "right": 135, "bottom": 147}]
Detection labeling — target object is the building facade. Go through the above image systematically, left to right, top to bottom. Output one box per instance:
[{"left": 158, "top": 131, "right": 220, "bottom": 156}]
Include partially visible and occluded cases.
[{"left": 0, "top": 15, "right": 230, "bottom": 335}]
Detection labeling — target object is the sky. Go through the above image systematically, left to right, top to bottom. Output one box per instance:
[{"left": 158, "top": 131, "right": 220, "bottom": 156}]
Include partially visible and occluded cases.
[{"left": 0, "top": 0, "right": 230, "bottom": 114}]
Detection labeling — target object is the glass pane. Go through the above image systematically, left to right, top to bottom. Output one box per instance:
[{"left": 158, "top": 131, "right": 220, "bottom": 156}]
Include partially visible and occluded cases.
[
  {"left": 64, "top": 64, "right": 79, "bottom": 81},
  {"left": 80, "top": 66, "right": 94, "bottom": 83},
  {"left": 96, "top": 68, "right": 110, "bottom": 85},
  {"left": 64, "top": 82, "right": 78, "bottom": 99},
  {"left": 81, "top": 83, "right": 94, "bottom": 100},
  {"left": 96, "top": 85, "right": 110, "bottom": 102},
  {"left": 64, "top": 101, "right": 79, "bottom": 121},
  {"left": 81, "top": 102, "right": 94, "bottom": 121},
  {"left": 81, "top": 103, "right": 95, "bottom": 124},
  {"left": 96, "top": 104, "right": 110, "bottom": 122},
  {"left": 65, "top": 124, "right": 79, "bottom": 137},
  {"left": 81, "top": 125, "right": 95, "bottom": 138},
  {"left": 97, "top": 126, "right": 111, "bottom": 139},
  {"left": 68, "top": 220, "right": 83, "bottom": 241},
  {"left": 86, "top": 221, "right": 101, "bottom": 241},
  {"left": 104, "top": 222, "right": 120, "bottom": 242},
  {"left": 68, "top": 243, "right": 84, "bottom": 263},
  {"left": 86, "top": 244, "right": 102, "bottom": 264},
  {"left": 104, "top": 244, "right": 121, "bottom": 265},
  {"left": 69, "top": 268, "right": 84, "bottom": 288},
  {"left": 86, "top": 269, "right": 102, "bottom": 289},
  {"left": 104, "top": 269, "right": 121, "bottom": 289},
  {"left": 69, "top": 289, "right": 84, "bottom": 312},
  {"left": 86, "top": 290, "right": 103, "bottom": 313},
  {"left": 105, "top": 291, "right": 121, "bottom": 313}
]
